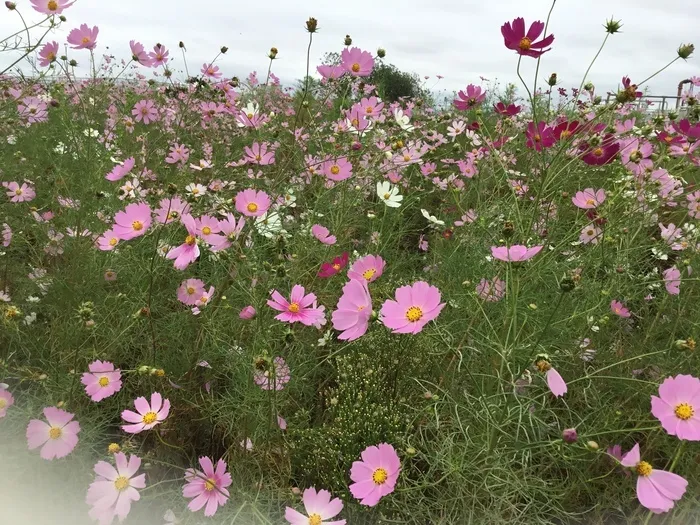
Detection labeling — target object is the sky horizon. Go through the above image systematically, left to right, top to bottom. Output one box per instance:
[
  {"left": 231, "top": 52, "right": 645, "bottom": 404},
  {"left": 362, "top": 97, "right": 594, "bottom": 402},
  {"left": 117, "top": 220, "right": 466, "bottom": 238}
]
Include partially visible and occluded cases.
[{"left": 1, "top": 0, "right": 698, "bottom": 104}]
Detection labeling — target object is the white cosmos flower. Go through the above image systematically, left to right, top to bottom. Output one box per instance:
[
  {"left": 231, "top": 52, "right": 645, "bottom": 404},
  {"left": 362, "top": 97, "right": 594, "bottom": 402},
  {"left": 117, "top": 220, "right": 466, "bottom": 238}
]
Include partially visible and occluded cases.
[
  {"left": 394, "top": 108, "right": 414, "bottom": 131},
  {"left": 377, "top": 181, "right": 403, "bottom": 208},
  {"left": 185, "top": 183, "right": 207, "bottom": 198},
  {"left": 421, "top": 208, "right": 445, "bottom": 226},
  {"left": 255, "top": 211, "right": 284, "bottom": 238}
]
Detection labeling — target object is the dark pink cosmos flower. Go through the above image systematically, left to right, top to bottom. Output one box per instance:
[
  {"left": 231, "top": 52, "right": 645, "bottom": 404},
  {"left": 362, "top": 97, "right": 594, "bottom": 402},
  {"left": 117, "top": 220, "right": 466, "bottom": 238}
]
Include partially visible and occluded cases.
[
  {"left": 501, "top": 18, "right": 554, "bottom": 58},
  {"left": 67, "top": 24, "right": 99, "bottom": 50},
  {"left": 38, "top": 41, "right": 59, "bottom": 67},
  {"left": 341, "top": 47, "right": 374, "bottom": 77},
  {"left": 317, "top": 64, "right": 346, "bottom": 80},
  {"left": 621, "top": 76, "right": 643, "bottom": 100},
  {"left": 453, "top": 84, "right": 486, "bottom": 110},
  {"left": 494, "top": 102, "right": 521, "bottom": 116},
  {"left": 674, "top": 119, "right": 700, "bottom": 139},
  {"left": 553, "top": 120, "right": 580, "bottom": 141},
  {"left": 525, "top": 121, "right": 555, "bottom": 151},
  {"left": 580, "top": 134, "right": 620, "bottom": 165},
  {"left": 491, "top": 245, "right": 543, "bottom": 262},
  {"left": 318, "top": 252, "right": 349, "bottom": 278}
]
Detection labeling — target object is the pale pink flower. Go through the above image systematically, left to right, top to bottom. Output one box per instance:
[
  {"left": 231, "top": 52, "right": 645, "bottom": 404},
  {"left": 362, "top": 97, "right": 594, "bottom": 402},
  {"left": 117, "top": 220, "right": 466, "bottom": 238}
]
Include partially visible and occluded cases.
[
  {"left": 30, "top": 0, "right": 75, "bottom": 14},
  {"left": 67, "top": 24, "right": 99, "bottom": 50},
  {"left": 129, "top": 40, "right": 153, "bottom": 66},
  {"left": 38, "top": 41, "right": 59, "bottom": 67},
  {"left": 148, "top": 44, "right": 169, "bottom": 66},
  {"left": 341, "top": 47, "right": 374, "bottom": 77},
  {"left": 201, "top": 63, "right": 222, "bottom": 79},
  {"left": 132, "top": 100, "right": 158, "bottom": 124},
  {"left": 244, "top": 142, "right": 275, "bottom": 165},
  {"left": 105, "top": 157, "right": 135, "bottom": 182},
  {"left": 5, "top": 181, "right": 36, "bottom": 203},
  {"left": 572, "top": 188, "right": 606, "bottom": 209},
  {"left": 235, "top": 189, "right": 271, "bottom": 217},
  {"left": 154, "top": 197, "right": 191, "bottom": 224},
  {"left": 112, "top": 203, "right": 152, "bottom": 241},
  {"left": 210, "top": 213, "right": 246, "bottom": 251},
  {"left": 166, "top": 214, "right": 200, "bottom": 270},
  {"left": 195, "top": 215, "right": 221, "bottom": 245},
  {"left": 2, "top": 223, "right": 12, "bottom": 247},
  {"left": 312, "top": 224, "right": 337, "bottom": 245},
  {"left": 579, "top": 224, "right": 602, "bottom": 245},
  {"left": 96, "top": 229, "right": 120, "bottom": 251},
  {"left": 491, "top": 245, "right": 543, "bottom": 262},
  {"left": 347, "top": 255, "right": 385, "bottom": 283},
  {"left": 663, "top": 267, "right": 681, "bottom": 295},
  {"left": 476, "top": 277, "right": 505, "bottom": 302},
  {"left": 177, "top": 279, "right": 205, "bottom": 306},
  {"left": 332, "top": 279, "right": 372, "bottom": 341},
  {"left": 380, "top": 281, "right": 445, "bottom": 334},
  {"left": 267, "top": 285, "right": 326, "bottom": 326},
  {"left": 610, "top": 300, "right": 631, "bottom": 318},
  {"left": 239, "top": 305, "right": 256, "bottom": 319},
  {"left": 254, "top": 356, "right": 290, "bottom": 390},
  {"left": 81, "top": 360, "right": 122, "bottom": 402},
  {"left": 546, "top": 367, "right": 567, "bottom": 397},
  {"left": 650, "top": 374, "right": 700, "bottom": 441},
  {"left": 0, "top": 389, "right": 14, "bottom": 418},
  {"left": 120, "top": 392, "right": 170, "bottom": 434},
  {"left": 26, "top": 407, "right": 80, "bottom": 460},
  {"left": 349, "top": 443, "right": 401, "bottom": 506},
  {"left": 86, "top": 453, "right": 146, "bottom": 525},
  {"left": 183, "top": 457, "right": 232, "bottom": 517},
  {"left": 285, "top": 487, "right": 346, "bottom": 525}
]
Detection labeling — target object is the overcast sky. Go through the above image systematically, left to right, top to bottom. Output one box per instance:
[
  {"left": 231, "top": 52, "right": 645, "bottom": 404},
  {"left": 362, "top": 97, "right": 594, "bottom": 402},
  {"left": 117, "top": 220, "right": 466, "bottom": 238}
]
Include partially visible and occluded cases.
[{"left": 1, "top": 0, "right": 698, "bottom": 102}]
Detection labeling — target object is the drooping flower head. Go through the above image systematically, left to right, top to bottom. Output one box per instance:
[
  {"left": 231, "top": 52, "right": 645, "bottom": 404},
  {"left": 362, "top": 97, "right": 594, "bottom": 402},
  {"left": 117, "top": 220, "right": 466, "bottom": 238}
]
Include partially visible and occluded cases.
[
  {"left": 501, "top": 18, "right": 554, "bottom": 58},
  {"left": 129, "top": 40, "right": 153, "bottom": 66},
  {"left": 38, "top": 41, "right": 59, "bottom": 67},
  {"left": 317, "top": 64, "right": 346, "bottom": 80},
  {"left": 166, "top": 214, "right": 200, "bottom": 270},
  {"left": 312, "top": 224, "right": 337, "bottom": 245},
  {"left": 491, "top": 245, "right": 543, "bottom": 262},
  {"left": 348, "top": 254, "right": 385, "bottom": 283},
  {"left": 662, "top": 267, "right": 681, "bottom": 296},
  {"left": 332, "top": 278, "right": 372, "bottom": 341},
  {"left": 380, "top": 281, "right": 445, "bottom": 334},
  {"left": 267, "top": 285, "right": 326, "bottom": 327},
  {"left": 535, "top": 357, "right": 567, "bottom": 397},
  {"left": 81, "top": 360, "right": 122, "bottom": 402},
  {"left": 651, "top": 374, "right": 700, "bottom": 441},
  {"left": 120, "top": 392, "right": 170, "bottom": 434},
  {"left": 26, "top": 406, "right": 80, "bottom": 460},
  {"left": 349, "top": 443, "right": 401, "bottom": 507},
  {"left": 86, "top": 453, "right": 146, "bottom": 524},
  {"left": 183, "top": 457, "right": 232, "bottom": 517},
  {"left": 285, "top": 487, "right": 347, "bottom": 525}
]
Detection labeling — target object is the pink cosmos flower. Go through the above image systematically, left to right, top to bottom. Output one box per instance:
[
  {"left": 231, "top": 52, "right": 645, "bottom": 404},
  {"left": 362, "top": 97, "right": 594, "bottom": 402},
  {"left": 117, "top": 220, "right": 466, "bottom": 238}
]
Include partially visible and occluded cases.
[
  {"left": 31, "top": 0, "right": 75, "bottom": 14},
  {"left": 501, "top": 18, "right": 554, "bottom": 58},
  {"left": 67, "top": 24, "right": 99, "bottom": 50},
  {"left": 129, "top": 40, "right": 153, "bottom": 66},
  {"left": 38, "top": 41, "right": 59, "bottom": 67},
  {"left": 149, "top": 44, "right": 169, "bottom": 66},
  {"left": 341, "top": 47, "right": 374, "bottom": 77},
  {"left": 201, "top": 63, "right": 222, "bottom": 79},
  {"left": 317, "top": 64, "right": 346, "bottom": 80},
  {"left": 453, "top": 84, "right": 486, "bottom": 110},
  {"left": 17, "top": 96, "right": 48, "bottom": 124},
  {"left": 132, "top": 100, "right": 158, "bottom": 124},
  {"left": 494, "top": 102, "right": 521, "bottom": 116},
  {"left": 526, "top": 121, "right": 556, "bottom": 151},
  {"left": 620, "top": 138, "right": 654, "bottom": 176},
  {"left": 244, "top": 142, "right": 275, "bottom": 165},
  {"left": 165, "top": 143, "right": 190, "bottom": 165},
  {"left": 105, "top": 157, "right": 135, "bottom": 182},
  {"left": 323, "top": 157, "right": 353, "bottom": 181},
  {"left": 5, "top": 181, "right": 36, "bottom": 203},
  {"left": 572, "top": 188, "right": 606, "bottom": 209},
  {"left": 235, "top": 189, "right": 271, "bottom": 217},
  {"left": 154, "top": 197, "right": 191, "bottom": 224},
  {"left": 112, "top": 202, "right": 152, "bottom": 241},
  {"left": 210, "top": 213, "right": 246, "bottom": 251},
  {"left": 166, "top": 214, "right": 200, "bottom": 270},
  {"left": 195, "top": 215, "right": 221, "bottom": 245},
  {"left": 2, "top": 223, "right": 11, "bottom": 247},
  {"left": 312, "top": 224, "right": 337, "bottom": 245},
  {"left": 579, "top": 224, "right": 602, "bottom": 245},
  {"left": 96, "top": 229, "right": 120, "bottom": 251},
  {"left": 491, "top": 245, "right": 543, "bottom": 262},
  {"left": 319, "top": 253, "right": 349, "bottom": 278},
  {"left": 347, "top": 254, "right": 385, "bottom": 283},
  {"left": 662, "top": 267, "right": 681, "bottom": 296},
  {"left": 476, "top": 277, "right": 506, "bottom": 302},
  {"left": 177, "top": 279, "right": 206, "bottom": 306},
  {"left": 332, "top": 279, "right": 372, "bottom": 341},
  {"left": 380, "top": 281, "right": 445, "bottom": 334},
  {"left": 267, "top": 285, "right": 326, "bottom": 326},
  {"left": 610, "top": 300, "right": 631, "bottom": 318},
  {"left": 239, "top": 305, "right": 256, "bottom": 319},
  {"left": 254, "top": 356, "right": 291, "bottom": 390},
  {"left": 81, "top": 360, "right": 122, "bottom": 402},
  {"left": 651, "top": 374, "right": 700, "bottom": 441},
  {"left": 0, "top": 389, "right": 14, "bottom": 418},
  {"left": 120, "top": 392, "right": 170, "bottom": 434},
  {"left": 26, "top": 407, "right": 80, "bottom": 460},
  {"left": 349, "top": 443, "right": 401, "bottom": 507},
  {"left": 620, "top": 443, "right": 688, "bottom": 514},
  {"left": 86, "top": 453, "right": 146, "bottom": 525},
  {"left": 183, "top": 457, "right": 232, "bottom": 517},
  {"left": 285, "top": 487, "right": 346, "bottom": 525}
]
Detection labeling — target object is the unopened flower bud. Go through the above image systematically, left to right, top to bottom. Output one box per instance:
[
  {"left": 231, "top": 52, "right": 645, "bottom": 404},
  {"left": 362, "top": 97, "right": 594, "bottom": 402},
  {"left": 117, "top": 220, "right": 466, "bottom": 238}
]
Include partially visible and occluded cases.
[
  {"left": 5, "top": 1, "right": 17, "bottom": 10},
  {"left": 58, "top": 15, "right": 66, "bottom": 22},
  {"left": 305, "top": 17, "right": 318, "bottom": 33},
  {"left": 604, "top": 18, "right": 623, "bottom": 34},
  {"left": 344, "top": 35, "right": 352, "bottom": 46},
  {"left": 178, "top": 41, "right": 185, "bottom": 49},
  {"left": 678, "top": 43, "right": 695, "bottom": 60},
  {"left": 220, "top": 46, "right": 228, "bottom": 54},
  {"left": 269, "top": 47, "right": 278, "bottom": 59},
  {"left": 377, "top": 48, "right": 386, "bottom": 58},
  {"left": 68, "top": 59, "right": 78, "bottom": 67},
  {"left": 547, "top": 73, "right": 557, "bottom": 86},
  {"left": 560, "top": 277, "right": 575, "bottom": 293},
  {"left": 138, "top": 365, "right": 150, "bottom": 375},
  {"left": 562, "top": 428, "right": 578, "bottom": 443},
  {"left": 586, "top": 440, "right": 599, "bottom": 451},
  {"left": 406, "top": 446, "right": 417, "bottom": 455},
  {"left": 291, "top": 487, "right": 301, "bottom": 495}
]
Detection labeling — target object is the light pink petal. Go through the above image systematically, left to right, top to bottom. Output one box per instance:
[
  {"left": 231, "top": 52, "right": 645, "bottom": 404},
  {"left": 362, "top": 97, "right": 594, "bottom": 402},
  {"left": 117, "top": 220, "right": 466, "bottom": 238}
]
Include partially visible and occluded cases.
[
  {"left": 546, "top": 368, "right": 567, "bottom": 397},
  {"left": 149, "top": 392, "right": 163, "bottom": 413},
  {"left": 133, "top": 396, "right": 150, "bottom": 415},
  {"left": 121, "top": 410, "right": 144, "bottom": 423},
  {"left": 621, "top": 443, "right": 640, "bottom": 467},
  {"left": 649, "top": 470, "right": 688, "bottom": 501},
  {"left": 637, "top": 476, "right": 671, "bottom": 512},
  {"left": 188, "top": 492, "right": 210, "bottom": 512},
  {"left": 284, "top": 507, "right": 309, "bottom": 525}
]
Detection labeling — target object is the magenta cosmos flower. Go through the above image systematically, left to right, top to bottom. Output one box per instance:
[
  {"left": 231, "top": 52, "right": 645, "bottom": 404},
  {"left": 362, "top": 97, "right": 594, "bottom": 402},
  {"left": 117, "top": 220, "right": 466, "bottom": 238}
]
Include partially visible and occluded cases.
[
  {"left": 31, "top": 0, "right": 75, "bottom": 14},
  {"left": 501, "top": 18, "right": 554, "bottom": 58},
  {"left": 67, "top": 24, "right": 99, "bottom": 50},
  {"left": 38, "top": 41, "right": 59, "bottom": 67},
  {"left": 341, "top": 47, "right": 374, "bottom": 77},
  {"left": 453, "top": 84, "right": 486, "bottom": 110},
  {"left": 494, "top": 102, "right": 521, "bottom": 116},
  {"left": 526, "top": 121, "right": 556, "bottom": 151},
  {"left": 5, "top": 181, "right": 36, "bottom": 203},
  {"left": 572, "top": 188, "right": 606, "bottom": 209},
  {"left": 235, "top": 189, "right": 271, "bottom": 217},
  {"left": 112, "top": 202, "right": 151, "bottom": 241},
  {"left": 166, "top": 214, "right": 200, "bottom": 270},
  {"left": 312, "top": 224, "right": 337, "bottom": 245},
  {"left": 491, "top": 245, "right": 543, "bottom": 262},
  {"left": 319, "top": 253, "right": 349, "bottom": 278},
  {"left": 348, "top": 254, "right": 385, "bottom": 283},
  {"left": 332, "top": 279, "right": 372, "bottom": 341},
  {"left": 380, "top": 281, "right": 445, "bottom": 334},
  {"left": 267, "top": 285, "right": 326, "bottom": 326},
  {"left": 610, "top": 300, "right": 631, "bottom": 318},
  {"left": 254, "top": 356, "right": 291, "bottom": 391},
  {"left": 81, "top": 360, "right": 122, "bottom": 402},
  {"left": 651, "top": 374, "right": 700, "bottom": 441},
  {"left": 0, "top": 389, "right": 15, "bottom": 418},
  {"left": 121, "top": 392, "right": 170, "bottom": 434},
  {"left": 26, "top": 407, "right": 80, "bottom": 460},
  {"left": 349, "top": 443, "right": 401, "bottom": 507},
  {"left": 620, "top": 443, "right": 688, "bottom": 514},
  {"left": 86, "top": 453, "right": 146, "bottom": 525},
  {"left": 183, "top": 457, "right": 232, "bottom": 517},
  {"left": 285, "top": 487, "right": 346, "bottom": 525}
]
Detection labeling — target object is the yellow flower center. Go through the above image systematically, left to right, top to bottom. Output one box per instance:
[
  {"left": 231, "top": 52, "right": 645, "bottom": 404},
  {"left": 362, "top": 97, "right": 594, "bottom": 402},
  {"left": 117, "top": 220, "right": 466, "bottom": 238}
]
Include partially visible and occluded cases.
[
  {"left": 47, "top": 0, "right": 58, "bottom": 10},
  {"left": 81, "top": 36, "right": 91, "bottom": 45},
  {"left": 518, "top": 37, "right": 532, "bottom": 51},
  {"left": 47, "top": 52, "right": 56, "bottom": 61},
  {"left": 351, "top": 63, "right": 360, "bottom": 73},
  {"left": 365, "top": 106, "right": 373, "bottom": 114},
  {"left": 141, "top": 107, "right": 149, "bottom": 115},
  {"left": 247, "top": 113, "right": 254, "bottom": 119},
  {"left": 351, "top": 118, "right": 359, "bottom": 127},
  {"left": 560, "top": 130, "right": 571, "bottom": 139},
  {"left": 593, "top": 147, "right": 603, "bottom": 157},
  {"left": 403, "top": 154, "right": 411, "bottom": 162},
  {"left": 255, "top": 155, "right": 262, "bottom": 161},
  {"left": 330, "top": 165, "right": 340, "bottom": 175},
  {"left": 191, "top": 188, "right": 200, "bottom": 194},
  {"left": 14, "top": 189, "right": 22, "bottom": 195},
  {"left": 383, "top": 193, "right": 391, "bottom": 200},
  {"left": 586, "top": 198, "right": 596, "bottom": 206},
  {"left": 247, "top": 202, "right": 259, "bottom": 213},
  {"left": 168, "top": 211, "right": 180, "bottom": 219},
  {"left": 132, "top": 221, "right": 143, "bottom": 231},
  {"left": 201, "top": 226, "right": 211, "bottom": 235},
  {"left": 185, "top": 235, "right": 196, "bottom": 246},
  {"left": 109, "top": 238, "right": 118, "bottom": 246},
  {"left": 332, "top": 263, "right": 341, "bottom": 271},
  {"left": 362, "top": 268, "right": 376, "bottom": 280},
  {"left": 187, "top": 286, "right": 196, "bottom": 295},
  {"left": 199, "top": 295, "right": 209, "bottom": 304},
  {"left": 288, "top": 303, "right": 300, "bottom": 313},
  {"left": 406, "top": 306, "right": 423, "bottom": 322},
  {"left": 98, "top": 376, "right": 110, "bottom": 387},
  {"left": 0, "top": 399, "right": 6, "bottom": 409},
  {"left": 675, "top": 403, "right": 694, "bottom": 420},
  {"left": 142, "top": 411, "right": 157, "bottom": 424},
  {"left": 49, "top": 426, "right": 62, "bottom": 439},
  {"left": 636, "top": 461, "right": 652, "bottom": 477},
  {"left": 372, "top": 467, "right": 388, "bottom": 484},
  {"left": 114, "top": 476, "right": 130, "bottom": 491},
  {"left": 204, "top": 478, "right": 217, "bottom": 491},
  {"left": 308, "top": 514, "right": 322, "bottom": 525}
]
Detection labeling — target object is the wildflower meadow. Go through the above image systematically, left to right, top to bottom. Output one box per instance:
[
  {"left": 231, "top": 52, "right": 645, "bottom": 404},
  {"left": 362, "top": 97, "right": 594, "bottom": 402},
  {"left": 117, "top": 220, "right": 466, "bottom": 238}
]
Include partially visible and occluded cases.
[{"left": 2, "top": 1, "right": 700, "bottom": 524}]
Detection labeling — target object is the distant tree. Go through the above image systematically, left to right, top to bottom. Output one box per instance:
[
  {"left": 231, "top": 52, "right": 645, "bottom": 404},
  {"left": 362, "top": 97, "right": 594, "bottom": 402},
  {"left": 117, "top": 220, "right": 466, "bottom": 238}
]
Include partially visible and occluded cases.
[{"left": 368, "top": 63, "right": 427, "bottom": 103}]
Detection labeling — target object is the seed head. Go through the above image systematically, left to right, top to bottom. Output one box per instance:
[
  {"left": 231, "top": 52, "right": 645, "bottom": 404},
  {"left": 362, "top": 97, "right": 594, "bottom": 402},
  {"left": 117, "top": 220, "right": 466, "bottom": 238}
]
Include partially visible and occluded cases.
[
  {"left": 305, "top": 17, "right": 318, "bottom": 33},
  {"left": 678, "top": 43, "right": 695, "bottom": 60}
]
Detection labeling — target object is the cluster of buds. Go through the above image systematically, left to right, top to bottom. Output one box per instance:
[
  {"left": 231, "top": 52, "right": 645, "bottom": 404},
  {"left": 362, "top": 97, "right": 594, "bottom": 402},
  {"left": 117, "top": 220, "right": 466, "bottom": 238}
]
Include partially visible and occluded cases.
[
  {"left": 77, "top": 301, "right": 95, "bottom": 323},
  {"left": 137, "top": 365, "right": 165, "bottom": 377}
]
